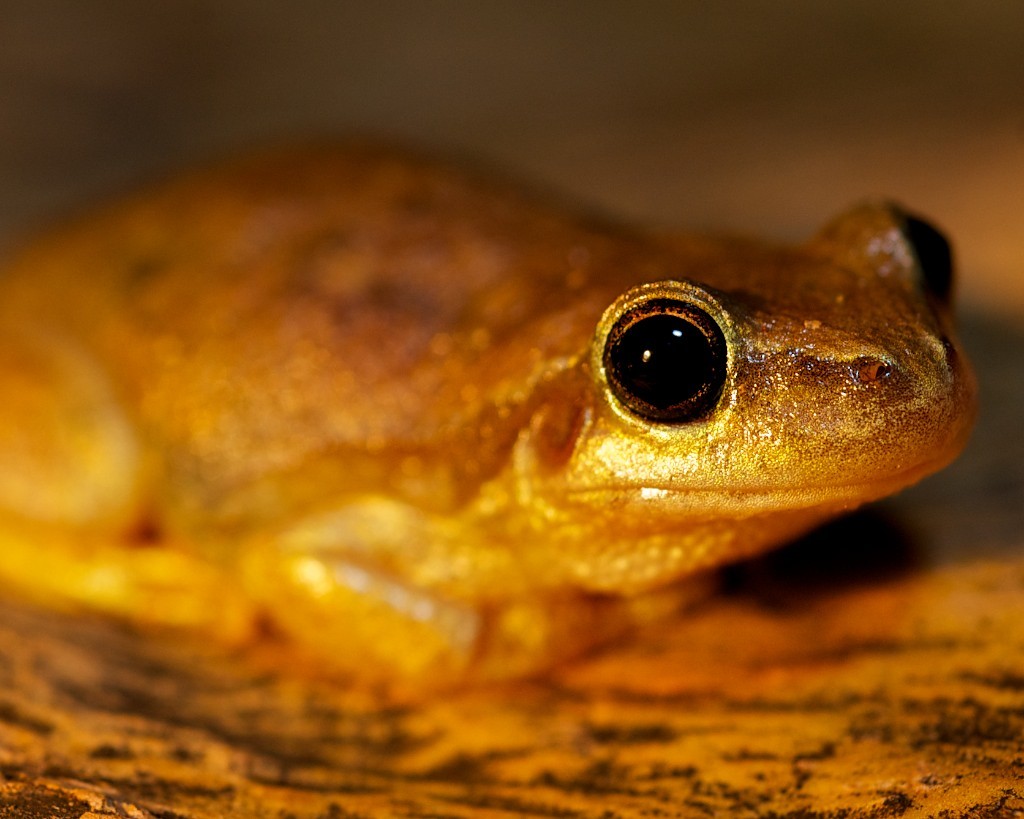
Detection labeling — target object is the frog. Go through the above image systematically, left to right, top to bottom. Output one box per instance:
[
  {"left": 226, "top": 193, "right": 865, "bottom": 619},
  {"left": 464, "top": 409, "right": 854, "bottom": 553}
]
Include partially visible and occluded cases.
[{"left": 0, "top": 144, "right": 976, "bottom": 682}]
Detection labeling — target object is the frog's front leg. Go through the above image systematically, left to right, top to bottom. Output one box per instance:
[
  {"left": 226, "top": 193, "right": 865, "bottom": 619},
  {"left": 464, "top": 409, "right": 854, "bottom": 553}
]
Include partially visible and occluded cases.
[{"left": 238, "top": 502, "right": 643, "bottom": 682}]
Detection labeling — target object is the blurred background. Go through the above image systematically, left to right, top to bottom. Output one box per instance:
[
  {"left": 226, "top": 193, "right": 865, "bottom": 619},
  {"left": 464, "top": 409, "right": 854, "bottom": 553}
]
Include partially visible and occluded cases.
[{"left": 0, "top": 1, "right": 1021, "bottom": 317}]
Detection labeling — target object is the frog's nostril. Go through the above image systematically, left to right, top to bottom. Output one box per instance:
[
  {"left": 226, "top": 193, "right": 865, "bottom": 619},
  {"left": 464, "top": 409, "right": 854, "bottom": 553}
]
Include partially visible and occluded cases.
[{"left": 852, "top": 357, "right": 892, "bottom": 385}]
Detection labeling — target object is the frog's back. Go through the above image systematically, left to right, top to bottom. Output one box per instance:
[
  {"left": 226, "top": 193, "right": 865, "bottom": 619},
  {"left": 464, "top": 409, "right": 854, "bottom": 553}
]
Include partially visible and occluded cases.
[
  {"left": 0, "top": 145, "right": 703, "bottom": 537},
  {"left": 0, "top": 150, "right": 576, "bottom": 491}
]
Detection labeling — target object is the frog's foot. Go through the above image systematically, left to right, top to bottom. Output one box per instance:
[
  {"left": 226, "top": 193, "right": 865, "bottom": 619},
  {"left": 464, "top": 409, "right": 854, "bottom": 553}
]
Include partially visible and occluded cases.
[
  {"left": 240, "top": 544, "right": 650, "bottom": 684},
  {"left": 247, "top": 548, "right": 482, "bottom": 680}
]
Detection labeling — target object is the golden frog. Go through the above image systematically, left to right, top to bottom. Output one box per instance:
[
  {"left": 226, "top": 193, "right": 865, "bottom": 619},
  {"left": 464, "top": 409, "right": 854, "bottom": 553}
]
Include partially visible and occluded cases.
[{"left": 0, "top": 145, "right": 976, "bottom": 681}]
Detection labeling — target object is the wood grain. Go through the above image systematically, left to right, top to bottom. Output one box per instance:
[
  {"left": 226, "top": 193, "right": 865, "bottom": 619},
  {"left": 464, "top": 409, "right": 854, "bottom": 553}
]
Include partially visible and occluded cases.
[{"left": 0, "top": 318, "right": 1020, "bottom": 817}]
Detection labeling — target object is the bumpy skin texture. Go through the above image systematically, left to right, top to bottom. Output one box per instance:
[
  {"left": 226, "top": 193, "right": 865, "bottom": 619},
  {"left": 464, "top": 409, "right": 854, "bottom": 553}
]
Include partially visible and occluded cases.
[{"left": 0, "top": 144, "right": 976, "bottom": 681}]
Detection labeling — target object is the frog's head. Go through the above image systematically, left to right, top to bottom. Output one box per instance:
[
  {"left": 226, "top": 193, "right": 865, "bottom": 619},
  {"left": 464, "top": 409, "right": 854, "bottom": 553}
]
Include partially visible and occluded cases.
[{"left": 514, "top": 204, "right": 976, "bottom": 592}]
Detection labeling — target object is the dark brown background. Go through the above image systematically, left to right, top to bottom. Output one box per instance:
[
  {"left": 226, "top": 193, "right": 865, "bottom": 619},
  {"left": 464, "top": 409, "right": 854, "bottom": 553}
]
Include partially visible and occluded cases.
[{"left": 1, "top": 1, "right": 1022, "bottom": 317}]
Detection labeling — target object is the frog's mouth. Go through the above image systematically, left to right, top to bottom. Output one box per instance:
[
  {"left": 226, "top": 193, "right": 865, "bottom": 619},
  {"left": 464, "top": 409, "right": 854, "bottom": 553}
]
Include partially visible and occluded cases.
[{"left": 565, "top": 447, "right": 963, "bottom": 519}]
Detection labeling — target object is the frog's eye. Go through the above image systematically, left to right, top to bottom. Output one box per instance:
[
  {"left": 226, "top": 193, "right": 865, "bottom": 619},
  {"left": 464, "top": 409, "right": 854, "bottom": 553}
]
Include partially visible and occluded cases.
[
  {"left": 902, "top": 215, "right": 953, "bottom": 304},
  {"left": 603, "top": 298, "right": 727, "bottom": 423}
]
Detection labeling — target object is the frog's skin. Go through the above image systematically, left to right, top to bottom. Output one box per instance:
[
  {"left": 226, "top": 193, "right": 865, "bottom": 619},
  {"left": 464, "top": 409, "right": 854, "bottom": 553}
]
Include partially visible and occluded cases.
[{"left": 0, "top": 145, "right": 976, "bottom": 681}]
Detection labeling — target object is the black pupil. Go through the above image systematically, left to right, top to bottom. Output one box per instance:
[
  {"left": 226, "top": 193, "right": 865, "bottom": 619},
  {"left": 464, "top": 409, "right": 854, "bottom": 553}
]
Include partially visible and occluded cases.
[{"left": 604, "top": 300, "right": 727, "bottom": 423}]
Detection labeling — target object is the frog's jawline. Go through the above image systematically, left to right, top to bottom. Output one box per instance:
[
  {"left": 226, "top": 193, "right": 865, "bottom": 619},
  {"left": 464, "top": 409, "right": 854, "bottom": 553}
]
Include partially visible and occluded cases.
[{"left": 563, "top": 457, "right": 953, "bottom": 513}]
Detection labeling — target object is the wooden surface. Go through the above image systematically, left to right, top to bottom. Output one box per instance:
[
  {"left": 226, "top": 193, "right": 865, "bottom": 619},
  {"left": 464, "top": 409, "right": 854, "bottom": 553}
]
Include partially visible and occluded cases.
[{"left": 0, "top": 314, "right": 1020, "bottom": 818}]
